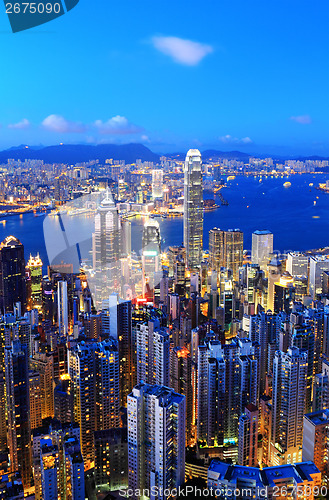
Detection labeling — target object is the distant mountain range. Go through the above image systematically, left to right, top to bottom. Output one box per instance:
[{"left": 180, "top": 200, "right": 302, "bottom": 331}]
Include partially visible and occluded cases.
[
  {"left": 0, "top": 143, "right": 328, "bottom": 164},
  {"left": 0, "top": 143, "right": 160, "bottom": 164}
]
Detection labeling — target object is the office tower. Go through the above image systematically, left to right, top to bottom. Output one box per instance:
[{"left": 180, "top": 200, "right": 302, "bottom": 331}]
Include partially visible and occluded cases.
[
  {"left": 184, "top": 149, "right": 203, "bottom": 270},
  {"left": 152, "top": 169, "right": 163, "bottom": 199},
  {"left": 93, "top": 190, "right": 121, "bottom": 306},
  {"left": 142, "top": 219, "right": 161, "bottom": 299},
  {"left": 209, "top": 228, "right": 243, "bottom": 280},
  {"left": 209, "top": 228, "right": 223, "bottom": 273},
  {"left": 222, "top": 229, "right": 243, "bottom": 280},
  {"left": 251, "top": 230, "right": 273, "bottom": 270},
  {"left": 0, "top": 236, "right": 26, "bottom": 313},
  {"left": 168, "top": 245, "right": 186, "bottom": 278},
  {"left": 286, "top": 252, "right": 309, "bottom": 277},
  {"left": 26, "top": 254, "right": 43, "bottom": 311},
  {"left": 267, "top": 256, "right": 282, "bottom": 312},
  {"left": 309, "top": 256, "right": 329, "bottom": 298},
  {"left": 273, "top": 272, "right": 295, "bottom": 314},
  {"left": 42, "top": 275, "right": 53, "bottom": 321},
  {"left": 57, "top": 280, "right": 68, "bottom": 336},
  {"left": 249, "top": 311, "right": 280, "bottom": 396},
  {"left": 136, "top": 320, "right": 170, "bottom": 386},
  {"left": 68, "top": 339, "right": 120, "bottom": 465},
  {"left": 5, "top": 341, "right": 32, "bottom": 489},
  {"left": 170, "top": 346, "right": 193, "bottom": 444},
  {"left": 271, "top": 347, "right": 307, "bottom": 465},
  {"left": 30, "top": 353, "right": 54, "bottom": 419},
  {"left": 29, "top": 371, "right": 42, "bottom": 429},
  {"left": 127, "top": 383, "right": 185, "bottom": 500},
  {"left": 238, "top": 404, "right": 259, "bottom": 467},
  {"left": 303, "top": 410, "right": 329, "bottom": 481},
  {"left": 94, "top": 428, "right": 128, "bottom": 492},
  {"left": 40, "top": 440, "right": 59, "bottom": 500},
  {"left": 208, "top": 460, "right": 321, "bottom": 499}
]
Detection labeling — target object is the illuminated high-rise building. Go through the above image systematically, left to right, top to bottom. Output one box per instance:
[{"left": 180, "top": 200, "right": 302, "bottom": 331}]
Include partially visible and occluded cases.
[
  {"left": 184, "top": 149, "right": 203, "bottom": 270},
  {"left": 152, "top": 169, "right": 163, "bottom": 199},
  {"left": 93, "top": 189, "right": 122, "bottom": 306},
  {"left": 142, "top": 219, "right": 161, "bottom": 299},
  {"left": 209, "top": 228, "right": 243, "bottom": 280},
  {"left": 209, "top": 228, "right": 224, "bottom": 272},
  {"left": 251, "top": 230, "right": 273, "bottom": 270},
  {"left": 0, "top": 236, "right": 26, "bottom": 313},
  {"left": 286, "top": 252, "right": 309, "bottom": 277},
  {"left": 26, "top": 254, "right": 43, "bottom": 310},
  {"left": 309, "top": 255, "right": 329, "bottom": 298},
  {"left": 273, "top": 272, "right": 295, "bottom": 314},
  {"left": 57, "top": 280, "right": 68, "bottom": 336},
  {"left": 136, "top": 320, "right": 170, "bottom": 387},
  {"left": 68, "top": 339, "right": 120, "bottom": 465},
  {"left": 5, "top": 341, "right": 32, "bottom": 489},
  {"left": 170, "top": 346, "right": 193, "bottom": 444},
  {"left": 271, "top": 347, "right": 307, "bottom": 465},
  {"left": 30, "top": 352, "right": 54, "bottom": 420},
  {"left": 29, "top": 371, "right": 42, "bottom": 429},
  {"left": 128, "top": 382, "right": 185, "bottom": 500},
  {"left": 238, "top": 404, "right": 259, "bottom": 467},
  {"left": 302, "top": 409, "right": 329, "bottom": 481}
]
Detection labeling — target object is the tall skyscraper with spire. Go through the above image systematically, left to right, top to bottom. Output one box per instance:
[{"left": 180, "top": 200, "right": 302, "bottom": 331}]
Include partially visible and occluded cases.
[
  {"left": 184, "top": 149, "right": 203, "bottom": 270},
  {"left": 93, "top": 189, "right": 122, "bottom": 307}
]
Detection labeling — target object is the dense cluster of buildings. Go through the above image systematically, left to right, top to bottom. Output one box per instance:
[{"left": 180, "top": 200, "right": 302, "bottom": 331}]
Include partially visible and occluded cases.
[{"left": 0, "top": 149, "right": 329, "bottom": 499}]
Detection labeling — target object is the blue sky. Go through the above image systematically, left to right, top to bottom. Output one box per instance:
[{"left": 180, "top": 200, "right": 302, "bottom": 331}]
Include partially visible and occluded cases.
[{"left": 1, "top": 0, "right": 329, "bottom": 155}]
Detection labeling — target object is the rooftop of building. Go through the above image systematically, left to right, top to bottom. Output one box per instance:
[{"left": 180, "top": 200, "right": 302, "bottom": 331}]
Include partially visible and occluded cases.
[
  {"left": 304, "top": 409, "right": 329, "bottom": 426},
  {"left": 208, "top": 461, "right": 320, "bottom": 488}
]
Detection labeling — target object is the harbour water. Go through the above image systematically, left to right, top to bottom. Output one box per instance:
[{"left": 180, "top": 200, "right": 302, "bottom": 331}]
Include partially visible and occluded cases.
[{"left": 0, "top": 173, "right": 328, "bottom": 271}]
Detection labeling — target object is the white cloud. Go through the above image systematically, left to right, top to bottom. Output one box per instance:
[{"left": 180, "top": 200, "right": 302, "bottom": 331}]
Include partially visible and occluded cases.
[
  {"left": 152, "top": 36, "right": 213, "bottom": 66},
  {"left": 42, "top": 115, "right": 86, "bottom": 133},
  {"left": 290, "top": 115, "right": 312, "bottom": 125},
  {"left": 93, "top": 116, "right": 143, "bottom": 135},
  {"left": 8, "top": 118, "right": 30, "bottom": 130},
  {"left": 141, "top": 134, "right": 150, "bottom": 142},
  {"left": 219, "top": 134, "right": 253, "bottom": 145}
]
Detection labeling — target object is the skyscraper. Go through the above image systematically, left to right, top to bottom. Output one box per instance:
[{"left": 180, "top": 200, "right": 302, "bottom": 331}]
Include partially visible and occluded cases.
[
  {"left": 184, "top": 149, "right": 203, "bottom": 270},
  {"left": 152, "top": 169, "right": 164, "bottom": 199},
  {"left": 93, "top": 189, "right": 121, "bottom": 306},
  {"left": 142, "top": 219, "right": 161, "bottom": 299},
  {"left": 208, "top": 228, "right": 243, "bottom": 280},
  {"left": 251, "top": 230, "right": 273, "bottom": 270},
  {"left": 0, "top": 236, "right": 26, "bottom": 313},
  {"left": 26, "top": 254, "right": 43, "bottom": 311},
  {"left": 57, "top": 280, "right": 68, "bottom": 336},
  {"left": 136, "top": 320, "right": 170, "bottom": 387},
  {"left": 68, "top": 339, "right": 120, "bottom": 465},
  {"left": 5, "top": 341, "right": 32, "bottom": 489},
  {"left": 170, "top": 346, "right": 193, "bottom": 444},
  {"left": 271, "top": 347, "right": 307, "bottom": 465},
  {"left": 127, "top": 382, "right": 185, "bottom": 500},
  {"left": 238, "top": 404, "right": 259, "bottom": 467}
]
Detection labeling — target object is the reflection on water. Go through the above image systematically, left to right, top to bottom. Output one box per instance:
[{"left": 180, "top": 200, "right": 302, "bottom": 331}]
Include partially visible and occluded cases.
[{"left": 0, "top": 173, "right": 328, "bottom": 271}]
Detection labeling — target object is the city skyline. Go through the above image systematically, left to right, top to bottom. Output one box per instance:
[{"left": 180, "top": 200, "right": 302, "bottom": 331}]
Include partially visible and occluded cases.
[{"left": 0, "top": 0, "right": 328, "bottom": 155}]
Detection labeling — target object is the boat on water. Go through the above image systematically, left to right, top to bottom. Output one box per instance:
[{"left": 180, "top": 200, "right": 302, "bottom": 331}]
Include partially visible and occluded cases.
[{"left": 283, "top": 181, "right": 291, "bottom": 188}]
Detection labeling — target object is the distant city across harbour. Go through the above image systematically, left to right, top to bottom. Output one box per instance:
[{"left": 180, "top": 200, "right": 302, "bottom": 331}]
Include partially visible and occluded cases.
[{"left": 0, "top": 173, "right": 329, "bottom": 270}]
